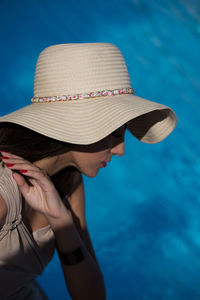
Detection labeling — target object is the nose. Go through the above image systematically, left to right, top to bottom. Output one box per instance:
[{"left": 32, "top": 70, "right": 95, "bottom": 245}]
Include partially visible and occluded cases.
[{"left": 110, "top": 141, "right": 125, "bottom": 156}]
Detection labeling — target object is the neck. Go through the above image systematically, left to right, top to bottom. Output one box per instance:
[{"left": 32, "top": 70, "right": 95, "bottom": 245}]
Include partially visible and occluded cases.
[{"left": 33, "top": 152, "right": 74, "bottom": 176}]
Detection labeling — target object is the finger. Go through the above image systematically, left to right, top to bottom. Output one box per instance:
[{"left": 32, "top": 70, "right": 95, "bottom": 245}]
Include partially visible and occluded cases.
[
  {"left": 0, "top": 151, "right": 24, "bottom": 160},
  {"left": 0, "top": 153, "right": 38, "bottom": 171},
  {"left": 1, "top": 155, "right": 32, "bottom": 167},
  {"left": 1, "top": 155, "right": 38, "bottom": 171},
  {"left": 1, "top": 156, "right": 28, "bottom": 164},
  {"left": 4, "top": 162, "right": 40, "bottom": 173},
  {"left": 12, "top": 167, "right": 51, "bottom": 188},
  {"left": 19, "top": 169, "right": 50, "bottom": 181},
  {"left": 12, "top": 171, "right": 31, "bottom": 195}
]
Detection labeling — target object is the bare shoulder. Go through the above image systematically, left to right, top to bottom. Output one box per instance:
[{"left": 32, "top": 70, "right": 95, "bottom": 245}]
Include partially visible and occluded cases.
[{"left": 0, "top": 193, "right": 7, "bottom": 229}]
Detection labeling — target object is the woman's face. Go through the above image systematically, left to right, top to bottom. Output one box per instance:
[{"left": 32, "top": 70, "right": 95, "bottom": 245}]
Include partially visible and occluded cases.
[{"left": 68, "top": 124, "right": 126, "bottom": 177}]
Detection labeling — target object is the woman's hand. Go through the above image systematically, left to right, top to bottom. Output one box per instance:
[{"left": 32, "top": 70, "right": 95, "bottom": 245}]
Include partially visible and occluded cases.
[{"left": 0, "top": 151, "right": 71, "bottom": 219}]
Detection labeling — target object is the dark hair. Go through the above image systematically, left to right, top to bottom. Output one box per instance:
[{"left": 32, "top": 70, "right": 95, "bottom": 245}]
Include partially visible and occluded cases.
[{"left": 0, "top": 122, "right": 82, "bottom": 199}]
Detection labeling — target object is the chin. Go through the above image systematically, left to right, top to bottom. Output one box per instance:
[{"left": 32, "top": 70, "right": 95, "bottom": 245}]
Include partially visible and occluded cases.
[{"left": 83, "top": 168, "right": 99, "bottom": 178}]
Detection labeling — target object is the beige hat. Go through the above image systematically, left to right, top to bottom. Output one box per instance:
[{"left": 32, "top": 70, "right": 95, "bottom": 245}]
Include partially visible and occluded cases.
[{"left": 0, "top": 43, "right": 177, "bottom": 144}]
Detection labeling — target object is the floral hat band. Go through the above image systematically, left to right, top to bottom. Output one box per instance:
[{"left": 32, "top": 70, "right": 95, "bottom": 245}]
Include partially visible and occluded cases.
[{"left": 31, "top": 88, "right": 135, "bottom": 103}]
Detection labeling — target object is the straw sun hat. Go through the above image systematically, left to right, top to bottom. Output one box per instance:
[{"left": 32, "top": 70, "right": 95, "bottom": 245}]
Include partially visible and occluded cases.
[{"left": 0, "top": 43, "right": 177, "bottom": 145}]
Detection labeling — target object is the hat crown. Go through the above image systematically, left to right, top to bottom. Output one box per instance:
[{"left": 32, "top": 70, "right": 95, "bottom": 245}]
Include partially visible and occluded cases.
[{"left": 34, "top": 43, "right": 131, "bottom": 97}]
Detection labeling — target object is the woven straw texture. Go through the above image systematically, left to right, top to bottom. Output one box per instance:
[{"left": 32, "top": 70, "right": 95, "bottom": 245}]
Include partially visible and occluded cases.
[{"left": 0, "top": 43, "right": 177, "bottom": 144}]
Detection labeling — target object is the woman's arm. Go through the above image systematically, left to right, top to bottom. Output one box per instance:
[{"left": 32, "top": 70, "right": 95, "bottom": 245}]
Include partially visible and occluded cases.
[
  {"left": 2, "top": 152, "right": 106, "bottom": 300},
  {"left": 66, "top": 175, "right": 99, "bottom": 265},
  {"left": 53, "top": 178, "right": 106, "bottom": 300},
  {"left": 48, "top": 202, "right": 106, "bottom": 300}
]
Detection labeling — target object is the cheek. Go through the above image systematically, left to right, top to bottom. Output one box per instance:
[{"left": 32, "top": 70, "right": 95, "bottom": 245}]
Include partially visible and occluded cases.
[
  {"left": 72, "top": 150, "right": 108, "bottom": 173},
  {"left": 85, "top": 152, "right": 105, "bottom": 163},
  {"left": 74, "top": 153, "right": 99, "bottom": 169},
  {"left": 83, "top": 154, "right": 106, "bottom": 176},
  {"left": 79, "top": 156, "right": 101, "bottom": 177},
  {"left": 86, "top": 156, "right": 103, "bottom": 168}
]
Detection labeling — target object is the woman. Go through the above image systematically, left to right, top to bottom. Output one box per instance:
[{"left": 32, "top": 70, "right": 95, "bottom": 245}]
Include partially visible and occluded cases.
[{"left": 0, "top": 43, "right": 177, "bottom": 300}]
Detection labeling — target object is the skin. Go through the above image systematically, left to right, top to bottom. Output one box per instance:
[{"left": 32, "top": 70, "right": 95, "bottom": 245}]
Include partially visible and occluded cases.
[
  {"left": 0, "top": 124, "right": 126, "bottom": 219},
  {"left": 0, "top": 124, "right": 126, "bottom": 300},
  {"left": 33, "top": 124, "right": 126, "bottom": 178}
]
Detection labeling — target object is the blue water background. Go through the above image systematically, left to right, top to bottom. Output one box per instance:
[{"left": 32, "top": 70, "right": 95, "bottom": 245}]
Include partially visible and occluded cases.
[{"left": 0, "top": 0, "right": 200, "bottom": 299}]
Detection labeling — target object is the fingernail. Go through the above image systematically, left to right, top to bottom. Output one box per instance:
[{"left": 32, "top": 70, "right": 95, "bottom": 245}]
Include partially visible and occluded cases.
[
  {"left": 2, "top": 157, "right": 9, "bottom": 159},
  {"left": 6, "top": 164, "right": 14, "bottom": 167},
  {"left": 19, "top": 170, "right": 27, "bottom": 173}
]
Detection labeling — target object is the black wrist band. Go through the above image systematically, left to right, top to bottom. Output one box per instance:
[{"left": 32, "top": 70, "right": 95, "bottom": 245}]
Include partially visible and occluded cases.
[{"left": 58, "top": 246, "right": 85, "bottom": 266}]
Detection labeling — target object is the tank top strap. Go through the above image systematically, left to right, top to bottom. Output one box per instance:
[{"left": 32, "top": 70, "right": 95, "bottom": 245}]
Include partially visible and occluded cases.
[{"left": 0, "top": 160, "right": 22, "bottom": 225}]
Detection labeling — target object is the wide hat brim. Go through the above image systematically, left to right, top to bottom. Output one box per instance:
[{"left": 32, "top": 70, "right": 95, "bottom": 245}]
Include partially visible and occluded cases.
[{"left": 0, "top": 93, "right": 177, "bottom": 145}]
